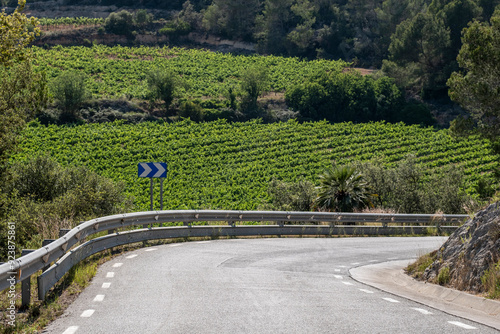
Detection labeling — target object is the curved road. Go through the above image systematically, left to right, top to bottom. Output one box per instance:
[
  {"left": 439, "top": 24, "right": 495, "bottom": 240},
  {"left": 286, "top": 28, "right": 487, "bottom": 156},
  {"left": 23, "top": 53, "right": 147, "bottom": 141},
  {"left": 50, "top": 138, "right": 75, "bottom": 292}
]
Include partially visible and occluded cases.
[{"left": 43, "top": 237, "right": 497, "bottom": 333}]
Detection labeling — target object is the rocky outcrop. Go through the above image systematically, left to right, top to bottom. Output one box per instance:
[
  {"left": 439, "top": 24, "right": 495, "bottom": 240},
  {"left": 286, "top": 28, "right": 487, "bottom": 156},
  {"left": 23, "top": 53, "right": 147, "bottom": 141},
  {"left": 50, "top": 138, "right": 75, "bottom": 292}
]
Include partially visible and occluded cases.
[{"left": 422, "top": 202, "right": 500, "bottom": 292}]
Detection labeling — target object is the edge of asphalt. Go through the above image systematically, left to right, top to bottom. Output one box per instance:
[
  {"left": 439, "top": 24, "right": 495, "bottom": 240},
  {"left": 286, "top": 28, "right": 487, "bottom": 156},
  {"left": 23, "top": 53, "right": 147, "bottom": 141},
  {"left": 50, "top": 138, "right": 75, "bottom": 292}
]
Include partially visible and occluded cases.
[{"left": 349, "top": 260, "right": 500, "bottom": 331}]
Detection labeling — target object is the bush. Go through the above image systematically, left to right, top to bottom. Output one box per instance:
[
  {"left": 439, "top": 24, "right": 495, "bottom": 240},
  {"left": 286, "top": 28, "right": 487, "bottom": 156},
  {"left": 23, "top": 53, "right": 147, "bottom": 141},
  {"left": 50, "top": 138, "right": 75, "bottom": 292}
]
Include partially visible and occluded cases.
[
  {"left": 104, "top": 10, "right": 135, "bottom": 36},
  {"left": 239, "top": 66, "right": 268, "bottom": 116},
  {"left": 146, "top": 69, "right": 185, "bottom": 113},
  {"left": 50, "top": 71, "right": 89, "bottom": 120},
  {"left": 178, "top": 101, "right": 204, "bottom": 121},
  {"left": 0, "top": 155, "right": 132, "bottom": 259},
  {"left": 265, "top": 178, "right": 316, "bottom": 211}
]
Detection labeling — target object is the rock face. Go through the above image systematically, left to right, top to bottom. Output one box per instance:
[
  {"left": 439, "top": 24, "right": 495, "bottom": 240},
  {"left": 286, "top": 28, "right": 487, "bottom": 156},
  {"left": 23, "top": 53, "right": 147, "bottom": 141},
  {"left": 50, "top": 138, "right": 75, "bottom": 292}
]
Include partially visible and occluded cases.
[{"left": 422, "top": 201, "right": 500, "bottom": 292}]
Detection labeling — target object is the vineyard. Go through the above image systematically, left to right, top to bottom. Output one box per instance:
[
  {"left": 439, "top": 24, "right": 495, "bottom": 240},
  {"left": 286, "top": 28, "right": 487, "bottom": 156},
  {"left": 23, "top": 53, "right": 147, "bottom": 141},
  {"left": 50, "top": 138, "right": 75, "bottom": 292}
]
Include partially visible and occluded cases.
[
  {"left": 31, "top": 45, "right": 347, "bottom": 99},
  {"left": 13, "top": 120, "right": 497, "bottom": 211}
]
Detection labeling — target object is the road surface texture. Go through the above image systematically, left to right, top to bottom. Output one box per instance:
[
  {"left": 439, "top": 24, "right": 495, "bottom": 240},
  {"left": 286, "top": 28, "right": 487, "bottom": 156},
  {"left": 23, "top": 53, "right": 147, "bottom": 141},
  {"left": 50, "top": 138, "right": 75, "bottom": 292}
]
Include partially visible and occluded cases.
[{"left": 43, "top": 237, "right": 499, "bottom": 333}]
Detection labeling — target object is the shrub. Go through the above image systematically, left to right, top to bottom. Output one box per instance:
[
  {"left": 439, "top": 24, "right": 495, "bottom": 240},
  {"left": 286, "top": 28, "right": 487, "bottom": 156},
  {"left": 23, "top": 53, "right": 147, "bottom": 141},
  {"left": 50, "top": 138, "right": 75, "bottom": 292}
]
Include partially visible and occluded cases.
[
  {"left": 104, "top": 10, "right": 134, "bottom": 36},
  {"left": 239, "top": 66, "right": 268, "bottom": 116},
  {"left": 146, "top": 69, "right": 185, "bottom": 113},
  {"left": 50, "top": 71, "right": 89, "bottom": 120},
  {"left": 178, "top": 101, "right": 204, "bottom": 122},
  {"left": 0, "top": 155, "right": 132, "bottom": 259},
  {"left": 265, "top": 178, "right": 316, "bottom": 211}
]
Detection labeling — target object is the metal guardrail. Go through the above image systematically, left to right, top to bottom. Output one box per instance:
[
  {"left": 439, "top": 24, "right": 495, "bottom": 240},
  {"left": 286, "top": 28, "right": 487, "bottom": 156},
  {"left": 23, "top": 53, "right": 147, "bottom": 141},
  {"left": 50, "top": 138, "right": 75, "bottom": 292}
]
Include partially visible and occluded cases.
[{"left": 0, "top": 210, "right": 468, "bottom": 305}]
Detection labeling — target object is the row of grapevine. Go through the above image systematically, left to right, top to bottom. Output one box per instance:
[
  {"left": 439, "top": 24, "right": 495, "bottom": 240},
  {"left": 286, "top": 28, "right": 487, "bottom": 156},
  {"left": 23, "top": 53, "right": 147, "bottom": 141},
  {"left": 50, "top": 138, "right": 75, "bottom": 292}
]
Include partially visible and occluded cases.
[
  {"left": 38, "top": 17, "right": 104, "bottom": 26},
  {"left": 31, "top": 45, "right": 348, "bottom": 99},
  {"left": 14, "top": 120, "right": 497, "bottom": 211}
]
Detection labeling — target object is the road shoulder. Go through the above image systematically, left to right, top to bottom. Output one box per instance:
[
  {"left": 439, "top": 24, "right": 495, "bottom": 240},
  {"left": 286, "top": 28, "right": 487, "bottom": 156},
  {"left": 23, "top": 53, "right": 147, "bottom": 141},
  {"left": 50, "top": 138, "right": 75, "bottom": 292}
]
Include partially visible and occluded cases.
[{"left": 350, "top": 260, "right": 500, "bottom": 331}]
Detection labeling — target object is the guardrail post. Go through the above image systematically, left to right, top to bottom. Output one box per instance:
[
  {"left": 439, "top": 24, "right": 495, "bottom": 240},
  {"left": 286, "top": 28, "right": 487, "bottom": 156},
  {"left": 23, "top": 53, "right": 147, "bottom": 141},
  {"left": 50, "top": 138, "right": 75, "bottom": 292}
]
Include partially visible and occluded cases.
[
  {"left": 229, "top": 221, "right": 235, "bottom": 227},
  {"left": 59, "top": 229, "right": 70, "bottom": 238},
  {"left": 41, "top": 240, "right": 55, "bottom": 272},
  {"left": 21, "top": 249, "right": 35, "bottom": 309}
]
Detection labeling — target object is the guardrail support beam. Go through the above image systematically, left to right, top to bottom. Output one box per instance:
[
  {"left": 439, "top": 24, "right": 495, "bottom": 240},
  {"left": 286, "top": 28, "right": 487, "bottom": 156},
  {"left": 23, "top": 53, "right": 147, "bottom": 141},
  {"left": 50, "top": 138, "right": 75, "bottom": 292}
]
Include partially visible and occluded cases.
[
  {"left": 59, "top": 229, "right": 70, "bottom": 238},
  {"left": 21, "top": 249, "right": 35, "bottom": 309}
]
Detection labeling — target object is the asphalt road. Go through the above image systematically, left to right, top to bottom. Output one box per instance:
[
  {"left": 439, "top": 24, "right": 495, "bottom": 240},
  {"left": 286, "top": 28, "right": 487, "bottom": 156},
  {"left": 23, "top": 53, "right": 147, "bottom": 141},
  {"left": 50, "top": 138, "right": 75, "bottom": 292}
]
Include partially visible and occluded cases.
[{"left": 43, "top": 237, "right": 498, "bottom": 333}]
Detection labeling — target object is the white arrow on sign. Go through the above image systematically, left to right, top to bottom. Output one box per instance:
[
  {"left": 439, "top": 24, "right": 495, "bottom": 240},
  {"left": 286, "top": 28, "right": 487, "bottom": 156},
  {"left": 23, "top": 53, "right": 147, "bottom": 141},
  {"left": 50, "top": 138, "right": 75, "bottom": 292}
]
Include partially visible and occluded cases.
[
  {"left": 139, "top": 163, "right": 152, "bottom": 177},
  {"left": 153, "top": 163, "right": 166, "bottom": 178}
]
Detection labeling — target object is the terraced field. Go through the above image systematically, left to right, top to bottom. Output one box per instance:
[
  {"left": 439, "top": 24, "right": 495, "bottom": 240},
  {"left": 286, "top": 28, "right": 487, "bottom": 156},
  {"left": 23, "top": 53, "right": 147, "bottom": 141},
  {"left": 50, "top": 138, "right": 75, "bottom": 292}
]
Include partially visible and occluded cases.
[{"left": 14, "top": 120, "right": 497, "bottom": 210}]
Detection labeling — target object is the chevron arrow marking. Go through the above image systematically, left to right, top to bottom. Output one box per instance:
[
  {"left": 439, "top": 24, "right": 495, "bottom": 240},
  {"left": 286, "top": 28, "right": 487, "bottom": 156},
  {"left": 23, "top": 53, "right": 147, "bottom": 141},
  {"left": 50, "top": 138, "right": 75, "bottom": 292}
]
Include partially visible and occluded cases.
[
  {"left": 139, "top": 163, "right": 152, "bottom": 177},
  {"left": 153, "top": 163, "right": 166, "bottom": 178}
]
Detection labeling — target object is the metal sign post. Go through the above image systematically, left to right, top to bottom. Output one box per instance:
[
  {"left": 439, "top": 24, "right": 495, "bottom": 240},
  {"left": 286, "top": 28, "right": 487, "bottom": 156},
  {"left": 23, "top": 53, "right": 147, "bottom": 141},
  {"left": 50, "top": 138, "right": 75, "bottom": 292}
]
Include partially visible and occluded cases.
[{"left": 138, "top": 162, "right": 168, "bottom": 212}]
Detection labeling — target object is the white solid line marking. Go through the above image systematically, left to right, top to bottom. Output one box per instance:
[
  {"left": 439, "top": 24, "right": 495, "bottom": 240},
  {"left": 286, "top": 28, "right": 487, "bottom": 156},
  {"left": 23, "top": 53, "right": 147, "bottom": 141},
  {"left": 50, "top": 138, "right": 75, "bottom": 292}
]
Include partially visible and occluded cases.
[
  {"left": 196, "top": 241, "right": 210, "bottom": 244},
  {"left": 170, "top": 244, "right": 182, "bottom": 247},
  {"left": 144, "top": 248, "right": 157, "bottom": 252},
  {"left": 126, "top": 254, "right": 138, "bottom": 259},
  {"left": 387, "top": 257, "right": 398, "bottom": 260},
  {"left": 369, "top": 260, "right": 378, "bottom": 262},
  {"left": 351, "top": 262, "right": 360, "bottom": 265},
  {"left": 112, "top": 263, "right": 123, "bottom": 268},
  {"left": 106, "top": 272, "right": 114, "bottom": 278},
  {"left": 333, "top": 275, "right": 343, "bottom": 279},
  {"left": 102, "top": 282, "right": 111, "bottom": 289},
  {"left": 342, "top": 282, "right": 354, "bottom": 286},
  {"left": 359, "top": 289, "right": 374, "bottom": 294},
  {"left": 93, "top": 295, "right": 105, "bottom": 302},
  {"left": 383, "top": 298, "right": 400, "bottom": 303},
  {"left": 412, "top": 308, "right": 433, "bottom": 315},
  {"left": 80, "top": 309, "right": 95, "bottom": 317},
  {"left": 448, "top": 321, "right": 477, "bottom": 329},
  {"left": 62, "top": 326, "right": 79, "bottom": 334}
]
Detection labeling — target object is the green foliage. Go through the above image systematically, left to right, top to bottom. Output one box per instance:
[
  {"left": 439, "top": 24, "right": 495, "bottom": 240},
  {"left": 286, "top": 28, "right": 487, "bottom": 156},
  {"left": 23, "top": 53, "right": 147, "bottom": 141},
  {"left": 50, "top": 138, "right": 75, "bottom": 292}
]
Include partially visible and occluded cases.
[
  {"left": 0, "top": 0, "right": 40, "bottom": 66},
  {"left": 447, "top": 8, "right": 500, "bottom": 146},
  {"left": 134, "top": 9, "right": 152, "bottom": 27},
  {"left": 104, "top": 10, "right": 135, "bottom": 36},
  {"left": 159, "top": 19, "right": 191, "bottom": 37},
  {"left": 32, "top": 45, "right": 347, "bottom": 101},
  {"left": 239, "top": 65, "right": 268, "bottom": 115},
  {"left": 146, "top": 68, "right": 185, "bottom": 112},
  {"left": 285, "top": 70, "right": 414, "bottom": 124},
  {"left": 50, "top": 71, "right": 89, "bottom": 118},
  {"left": 178, "top": 101, "right": 204, "bottom": 121},
  {"left": 13, "top": 120, "right": 497, "bottom": 212},
  {"left": 0, "top": 154, "right": 131, "bottom": 258},
  {"left": 357, "top": 155, "right": 471, "bottom": 214},
  {"left": 314, "top": 163, "right": 372, "bottom": 212},
  {"left": 265, "top": 178, "right": 316, "bottom": 211},
  {"left": 481, "top": 261, "right": 500, "bottom": 299},
  {"left": 437, "top": 266, "right": 451, "bottom": 285}
]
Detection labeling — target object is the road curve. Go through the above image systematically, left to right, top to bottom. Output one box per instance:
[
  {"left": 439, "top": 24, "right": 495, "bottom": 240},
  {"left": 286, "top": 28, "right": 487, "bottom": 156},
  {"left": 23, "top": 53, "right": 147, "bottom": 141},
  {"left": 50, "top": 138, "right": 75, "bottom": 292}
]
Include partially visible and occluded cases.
[{"left": 43, "top": 237, "right": 498, "bottom": 334}]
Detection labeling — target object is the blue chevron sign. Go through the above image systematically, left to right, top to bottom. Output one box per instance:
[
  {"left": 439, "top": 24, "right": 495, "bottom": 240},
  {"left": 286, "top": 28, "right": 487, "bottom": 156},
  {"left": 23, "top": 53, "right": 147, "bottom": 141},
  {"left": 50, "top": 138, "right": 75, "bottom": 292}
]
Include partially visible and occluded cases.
[{"left": 138, "top": 162, "right": 167, "bottom": 178}]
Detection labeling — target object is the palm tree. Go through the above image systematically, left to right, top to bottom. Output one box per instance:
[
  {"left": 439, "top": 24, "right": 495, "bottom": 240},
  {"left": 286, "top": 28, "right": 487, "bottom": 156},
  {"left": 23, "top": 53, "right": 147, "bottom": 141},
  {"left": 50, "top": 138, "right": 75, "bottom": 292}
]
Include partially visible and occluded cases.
[{"left": 314, "top": 163, "right": 372, "bottom": 212}]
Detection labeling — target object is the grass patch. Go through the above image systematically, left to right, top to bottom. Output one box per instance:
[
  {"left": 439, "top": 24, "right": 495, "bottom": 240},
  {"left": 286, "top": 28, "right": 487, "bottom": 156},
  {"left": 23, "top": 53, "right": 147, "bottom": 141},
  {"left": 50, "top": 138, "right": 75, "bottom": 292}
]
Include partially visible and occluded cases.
[
  {"left": 406, "top": 250, "right": 437, "bottom": 279},
  {"left": 481, "top": 261, "right": 500, "bottom": 299},
  {"left": 437, "top": 266, "right": 451, "bottom": 286}
]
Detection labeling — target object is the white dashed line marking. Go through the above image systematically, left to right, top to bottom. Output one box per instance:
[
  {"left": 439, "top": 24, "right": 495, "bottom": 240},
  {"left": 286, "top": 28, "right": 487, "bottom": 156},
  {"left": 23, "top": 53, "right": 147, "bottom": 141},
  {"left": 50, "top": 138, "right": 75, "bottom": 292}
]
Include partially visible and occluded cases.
[
  {"left": 196, "top": 241, "right": 210, "bottom": 244},
  {"left": 170, "top": 244, "right": 182, "bottom": 247},
  {"left": 144, "top": 248, "right": 157, "bottom": 252},
  {"left": 126, "top": 254, "right": 138, "bottom": 259},
  {"left": 387, "top": 257, "right": 398, "bottom": 260},
  {"left": 369, "top": 260, "right": 378, "bottom": 262},
  {"left": 351, "top": 262, "right": 360, "bottom": 265},
  {"left": 112, "top": 263, "right": 123, "bottom": 268},
  {"left": 338, "top": 266, "right": 347, "bottom": 268},
  {"left": 334, "top": 269, "right": 341, "bottom": 272},
  {"left": 106, "top": 272, "right": 114, "bottom": 278},
  {"left": 333, "top": 275, "right": 343, "bottom": 279},
  {"left": 342, "top": 282, "right": 354, "bottom": 286},
  {"left": 102, "top": 283, "right": 111, "bottom": 289},
  {"left": 359, "top": 289, "right": 374, "bottom": 294},
  {"left": 93, "top": 295, "right": 105, "bottom": 302},
  {"left": 383, "top": 298, "right": 400, "bottom": 303},
  {"left": 412, "top": 308, "right": 433, "bottom": 315},
  {"left": 80, "top": 309, "right": 95, "bottom": 318},
  {"left": 448, "top": 321, "right": 477, "bottom": 329},
  {"left": 62, "top": 326, "right": 79, "bottom": 334}
]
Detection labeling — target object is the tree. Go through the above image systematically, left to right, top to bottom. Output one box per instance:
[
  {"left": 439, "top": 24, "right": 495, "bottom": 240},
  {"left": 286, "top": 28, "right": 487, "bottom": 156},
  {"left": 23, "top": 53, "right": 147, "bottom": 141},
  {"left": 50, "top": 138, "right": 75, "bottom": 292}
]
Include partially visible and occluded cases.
[
  {"left": 0, "top": 0, "right": 39, "bottom": 65},
  {"left": 0, "top": 0, "right": 48, "bottom": 218},
  {"left": 447, "top": 7, "right": 500, "bottom": 150},
  {"left": 104, "top": 10, "right": 135, "bottom": 37},
  {"left": 239, "top": 65, "right": 268, "bottom": 115},
  {"left": 147, "top": 69, "right": 185, "bottom": 113},
  {"left": 50, "top": 71, "right": 89, "bottom": 120},
  {"left": 314, "top": 163, "right": 372, "bottom": 212}
]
